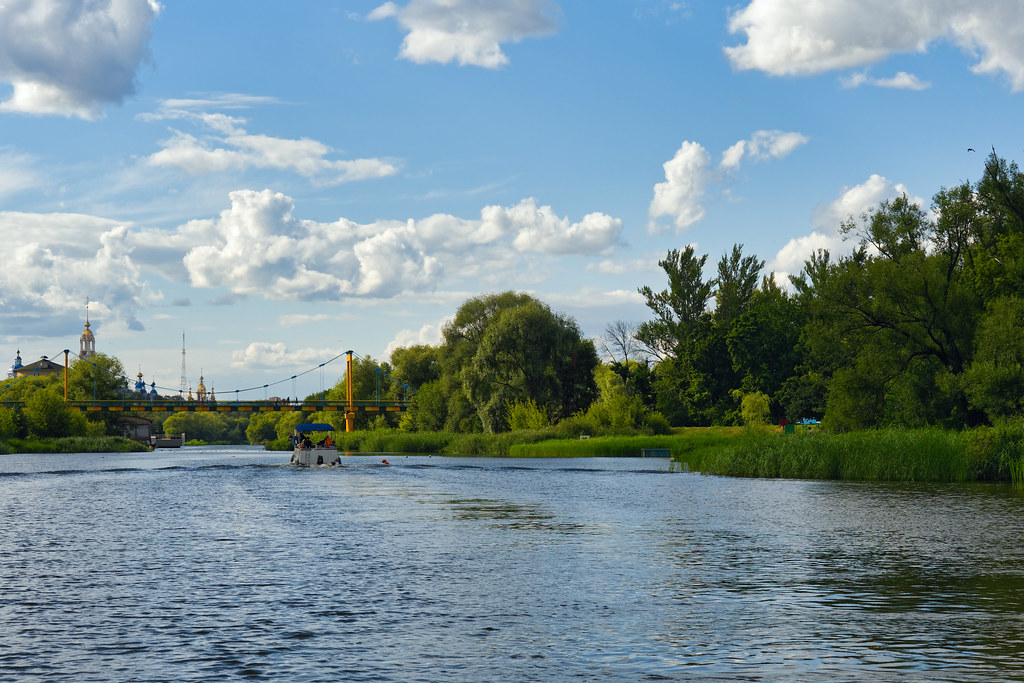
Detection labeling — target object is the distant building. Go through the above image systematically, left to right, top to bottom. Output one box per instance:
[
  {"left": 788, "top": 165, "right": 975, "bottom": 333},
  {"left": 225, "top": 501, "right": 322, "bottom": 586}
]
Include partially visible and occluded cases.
[
  {"left": 7, "top": 308, "right": 97, "bottom": 379},
  {"left": 79, "top": 313, "right": 96, "bottom": 359},
  {"left": 7, "top": 350, "right": 23, "bottom": 379},
  {"left": 14, "top": 355, "right": 64, "bottom": 378}
]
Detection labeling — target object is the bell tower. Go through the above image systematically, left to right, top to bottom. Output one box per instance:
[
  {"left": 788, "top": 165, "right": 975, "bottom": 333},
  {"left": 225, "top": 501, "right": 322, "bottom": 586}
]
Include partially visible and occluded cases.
[{"left": 79, "top": 300, "right": 96, "bottom": 359}]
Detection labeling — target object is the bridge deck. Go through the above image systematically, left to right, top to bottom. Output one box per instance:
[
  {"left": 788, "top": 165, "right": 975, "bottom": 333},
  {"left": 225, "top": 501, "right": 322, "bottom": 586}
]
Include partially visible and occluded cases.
[{"left": 0, "top": 400, "right": 408, "bottom": 413}]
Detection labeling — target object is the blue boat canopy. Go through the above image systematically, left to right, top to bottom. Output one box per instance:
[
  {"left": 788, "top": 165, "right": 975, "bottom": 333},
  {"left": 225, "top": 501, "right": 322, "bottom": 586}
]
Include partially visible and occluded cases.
[{"left": 295, "top": 423, "right": 335, "bottom": 432}]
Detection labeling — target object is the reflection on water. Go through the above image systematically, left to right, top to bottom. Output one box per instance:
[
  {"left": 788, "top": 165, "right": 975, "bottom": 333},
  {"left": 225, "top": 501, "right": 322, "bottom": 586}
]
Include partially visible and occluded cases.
[{"left": 1, "top": 447, "right": 1023, "bottom": 681}]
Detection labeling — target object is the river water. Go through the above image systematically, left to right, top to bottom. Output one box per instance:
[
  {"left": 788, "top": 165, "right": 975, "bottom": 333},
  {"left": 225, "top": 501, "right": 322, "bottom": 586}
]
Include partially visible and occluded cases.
[{"left": 2, "top": 446, "right": 1023, "bottom": 681}]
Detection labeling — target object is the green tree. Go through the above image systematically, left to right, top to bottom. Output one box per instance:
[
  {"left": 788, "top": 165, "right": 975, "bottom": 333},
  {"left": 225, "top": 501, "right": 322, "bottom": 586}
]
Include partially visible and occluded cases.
[
  {"left": 714, "top": 243, "right": 764, "bottom": 326},
  {"left": 636, "top": 245, "right": 712, "bottom": 360},
  {"left": 727, "top": 277, "right": 804, "bottom": 400},
  {"left": 450, "top": 293, "right": 598, "bottom": 432},
  {"left": 964, "top": 297, "right": 1024, "bottom": 421},
  {"left": 388, "top": 345, "right": 442, "bottom": 391},
  {"left": 68, "top": 353, "right": 128, "bottom": 401},
  {"left": 323, "top": 355, "right": 397, "bottom": 430},
  {"left": 584, "top": 365, "right": 649, "bottom": 431},
  {"left": 24, "top": 388, "right": 81, "bottom": 438},
  {"left": 506, "top": 398, "right": 548, "bottom": 430},
  {"left": 0, "top": 407, "right": 21, "bottom": 440},
  {"left": 246, "top": 411, "right": 282, "bottom": 444},
  {"left": 162, "top": 412, "right": 247, "bottom": 443}
]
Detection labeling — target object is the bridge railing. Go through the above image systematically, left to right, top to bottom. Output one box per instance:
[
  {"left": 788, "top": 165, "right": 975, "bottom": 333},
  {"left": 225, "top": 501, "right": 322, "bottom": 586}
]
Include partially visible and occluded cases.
[{"left": 0, "top": 399, "right": 409, "bottom": 413}]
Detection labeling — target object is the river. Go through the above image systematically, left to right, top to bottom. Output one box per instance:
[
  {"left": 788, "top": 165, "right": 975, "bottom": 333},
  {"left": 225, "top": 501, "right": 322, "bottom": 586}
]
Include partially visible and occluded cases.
[{"left": 2, "top": 446, "right": 1023, "bottom": 681}]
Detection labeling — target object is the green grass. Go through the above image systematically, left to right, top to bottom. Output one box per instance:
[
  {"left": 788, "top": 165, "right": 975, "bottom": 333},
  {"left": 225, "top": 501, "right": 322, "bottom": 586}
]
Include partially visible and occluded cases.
[
  {"left": 322, "top": 424, "right": 1024, "bottom": 483},
  {"left": 698, "top": 428, "right": 974, "bottom": 482},
  {"left": 2, "top": 436, "right": 151, "bottom": 454}
]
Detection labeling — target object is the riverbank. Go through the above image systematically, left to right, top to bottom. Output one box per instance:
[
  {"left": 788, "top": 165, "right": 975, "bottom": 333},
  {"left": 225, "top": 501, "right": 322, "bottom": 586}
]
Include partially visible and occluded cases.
[
  {"left": 328, "top": 425, "right": 1024, "bottom": 484},
  {"left": 0, "top": 436, "right": 151, "bottom": 455}
]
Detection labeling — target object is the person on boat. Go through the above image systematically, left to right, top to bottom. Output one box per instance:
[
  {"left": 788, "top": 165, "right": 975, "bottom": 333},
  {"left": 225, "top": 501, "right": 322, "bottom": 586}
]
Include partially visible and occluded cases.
[{"left": 324, "top": 435, "right": 333, "bottom": 447}]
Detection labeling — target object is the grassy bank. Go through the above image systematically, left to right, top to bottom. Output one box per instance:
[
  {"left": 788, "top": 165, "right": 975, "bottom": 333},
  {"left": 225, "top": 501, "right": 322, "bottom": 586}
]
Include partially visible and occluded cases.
[
  {"left": 329, "top": 424, "right": 1024, "bottom": 484},
  {"left": 1, "top": 436, "right": 151, "bottom": 454}
]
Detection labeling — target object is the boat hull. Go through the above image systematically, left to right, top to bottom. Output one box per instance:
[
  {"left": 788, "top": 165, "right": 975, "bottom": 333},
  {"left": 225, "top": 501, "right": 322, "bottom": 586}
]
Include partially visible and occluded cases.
[{"left": 291, "top": 446, "right": 340, "bottom": 466}]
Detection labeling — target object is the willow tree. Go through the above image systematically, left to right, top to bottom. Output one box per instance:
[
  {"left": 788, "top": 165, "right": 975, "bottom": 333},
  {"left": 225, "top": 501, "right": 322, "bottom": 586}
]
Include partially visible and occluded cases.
[{"left": 442, "top": 292, "right": 598, "bottom": 433}]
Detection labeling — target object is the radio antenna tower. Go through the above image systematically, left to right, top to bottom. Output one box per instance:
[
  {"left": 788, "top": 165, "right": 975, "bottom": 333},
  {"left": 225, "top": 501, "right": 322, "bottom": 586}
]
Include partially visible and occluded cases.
[{"left": 179, "top": 332, "right": 188, "bottom": 398}]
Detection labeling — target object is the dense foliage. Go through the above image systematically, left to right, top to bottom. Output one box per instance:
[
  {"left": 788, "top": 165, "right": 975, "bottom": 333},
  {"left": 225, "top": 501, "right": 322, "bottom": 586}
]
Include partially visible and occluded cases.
[{"left": 633, "top": 152, "right": 1024, "bottom": 431}]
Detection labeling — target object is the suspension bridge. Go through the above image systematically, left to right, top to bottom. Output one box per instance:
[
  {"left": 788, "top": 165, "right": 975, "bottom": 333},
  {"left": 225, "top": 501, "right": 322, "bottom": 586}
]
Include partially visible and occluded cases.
[{"left": 2, "top": 350, "right": 412, "bottom": 432}]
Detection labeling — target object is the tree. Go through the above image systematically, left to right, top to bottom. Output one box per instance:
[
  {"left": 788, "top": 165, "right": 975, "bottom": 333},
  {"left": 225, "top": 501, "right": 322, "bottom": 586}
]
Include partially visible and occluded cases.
[
  {"left": 713, "top": 243, "right": 763, "bottom": 325},
  {"left": 636, "top": 245, "right": 713, "bottom": 360},
  {"left": 727, "top": 277, "right": 804, "bottom": 399},
  {"left": 448, "top": 293, "right": 598, "bottom": 432},
  {"left": 964, "top": 297, "right": 1024, "bottom": 421},
  {"left": 598, "top": 320, "right": 640, "bottom": 364},
  {"left": 388, "top": 344, "right": 442, "bottom": 394},
  {"left": 68, "top": 353, "right": 128, "bottom": 401},
  {"left": 323, "top": 355, "right": 398, "bottom": 430},
  {"left": 24, "top": 388, "right": 81, "bottom": 438},
  {"left": 506, "top": 398, "right": 548, "bottom": 430},
  {"left": 246, "top": 411, "right": 282, "bottom": 444},
  {"left": 162, "top": 412, "right": 247, "bottom": 443}
]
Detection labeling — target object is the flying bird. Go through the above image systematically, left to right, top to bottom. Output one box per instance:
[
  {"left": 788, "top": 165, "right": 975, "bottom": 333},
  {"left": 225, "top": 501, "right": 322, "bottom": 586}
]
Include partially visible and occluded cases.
[{"left": 968, "top": 148, "right": 975, "bottom": 152}]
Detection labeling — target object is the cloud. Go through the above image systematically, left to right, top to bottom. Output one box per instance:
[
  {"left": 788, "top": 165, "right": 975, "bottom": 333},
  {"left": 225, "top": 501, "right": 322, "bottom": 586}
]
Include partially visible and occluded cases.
[
  {"left": 0, "top": 0, "right": 160, "bottom": 119},
  {"left": 369, "top": 0, "right": 559, "bottom": 68},
  {"left": 725, "top": 0, "right": 1024, "bottom": 91},
  {"left": 841, "top": 71, "right": 931, "bottom": 90},
  {"left": 144, "top": 108, "right": 399, "bottom": 185},
  {"left": 720, "top": 130, "right": 808, "bottom": 170},
  {"left": 650, "top": 131, "right": 807, "bottom": 232},
  {"left": 649, "top": 141, "right": 711, "bottom": 232},
  {"left": 0, "top": 149, "right": 42, "bottom": 197},
  {"left": 769, "top": 173, "right": 924, "bottom": 277},
  {"left": 181, "top": 189, "right": 622, "bottom": 300},
  {"left": 492, "top": 199, "right": 623, "bottom": 254},
  {"left": 0, "top": 212, "right": 156, "bottom": 334},
  {"left": 585, "top": 258, "right": 656, "bottom": 275},
  {"left": 385, "top": 319, "right": 448, "bottom": 359},
  {"left": 230, "top": 342, "right": 342, "bottom": 369}
]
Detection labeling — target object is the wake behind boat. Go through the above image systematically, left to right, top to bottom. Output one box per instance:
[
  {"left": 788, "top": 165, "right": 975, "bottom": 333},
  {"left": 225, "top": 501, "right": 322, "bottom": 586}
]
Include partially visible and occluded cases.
[{"left": 290, "top": 423, "right": 340, "bottom": 466}]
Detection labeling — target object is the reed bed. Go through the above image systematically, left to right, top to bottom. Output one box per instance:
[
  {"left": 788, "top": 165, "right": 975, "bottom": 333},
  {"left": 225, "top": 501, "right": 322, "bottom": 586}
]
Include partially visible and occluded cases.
[
  {"left": 325, "top": 424, "right": 1024, "bottom": 484},
  {"left": 702, "top": 428, "right": 974, "bottom": 482},
  {"left": 3, "top": 436, "right": 150, "bottom": 454}
]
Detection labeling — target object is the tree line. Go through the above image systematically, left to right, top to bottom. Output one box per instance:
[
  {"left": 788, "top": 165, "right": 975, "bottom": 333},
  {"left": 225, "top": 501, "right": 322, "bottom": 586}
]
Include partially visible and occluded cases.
[
  {"left": 624, "top": 151, "right": 1024, "bottom": 430},
  {"left": 3, "top": 152, "right": 1021, "bottom": 442}
]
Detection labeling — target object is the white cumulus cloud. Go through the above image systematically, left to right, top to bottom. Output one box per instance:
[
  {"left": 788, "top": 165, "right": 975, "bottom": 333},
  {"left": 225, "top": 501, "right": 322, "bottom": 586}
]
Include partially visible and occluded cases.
[
  {"left": 0, "top": 0, "right": 160, "bottom": 119},
  {"left": 369, "top": 0, "right": 559, "bottom": 68},
  {"left": 726, "top": 0, "right": 1024, "bottom": 91},
  {"left": 144, "top": 108, "right": 399, "bottom": 185},
  {"left": 720, "top": 130, "right": 808, "bottom": 170},
  {"left": 651, "top": 131, "right": 807, "bottom": 232},
  {"left": 649, "top": 141, "right": 711, "bottom": 232},
  {"left": 769, "top": 173, "right": 924, "bottom": 277},
  {"left": 180, "top": 189, "right": 622, "bottom": 300},
  {"left": 488, "top": 199, "right": 623, "bottom": 255},
  {"left": 0, "top": 212, "right": 156, "bottom": 334},
  {"left": 385, "top": 320, "right": 448, "bottom": 359},
  {"left": 230, "top": 342, "right": 342, "bottom": 369}
]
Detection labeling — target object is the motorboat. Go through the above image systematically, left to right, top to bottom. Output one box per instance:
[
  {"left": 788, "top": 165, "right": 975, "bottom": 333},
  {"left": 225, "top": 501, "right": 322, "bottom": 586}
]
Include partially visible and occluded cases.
[{"left": 291, "top": 423, "right": 340, "bottom": 466}]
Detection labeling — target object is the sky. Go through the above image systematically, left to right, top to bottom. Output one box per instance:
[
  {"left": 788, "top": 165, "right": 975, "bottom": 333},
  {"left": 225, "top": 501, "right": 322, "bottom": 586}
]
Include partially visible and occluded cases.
[{"left": 1, "top": 0, "right": 1022, "bottom": 400}]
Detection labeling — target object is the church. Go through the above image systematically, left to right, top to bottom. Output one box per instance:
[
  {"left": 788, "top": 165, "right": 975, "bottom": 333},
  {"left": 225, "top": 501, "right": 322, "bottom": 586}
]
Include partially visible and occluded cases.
[{"left": 7, "top": 310, "right": 99, "bottom": 379}]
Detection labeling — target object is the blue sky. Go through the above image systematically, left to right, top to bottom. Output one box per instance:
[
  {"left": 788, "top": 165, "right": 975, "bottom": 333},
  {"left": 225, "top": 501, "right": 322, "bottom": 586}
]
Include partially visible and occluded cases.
[{"left": 1, "top": 0, "right": 1022, "bottom": 400}]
